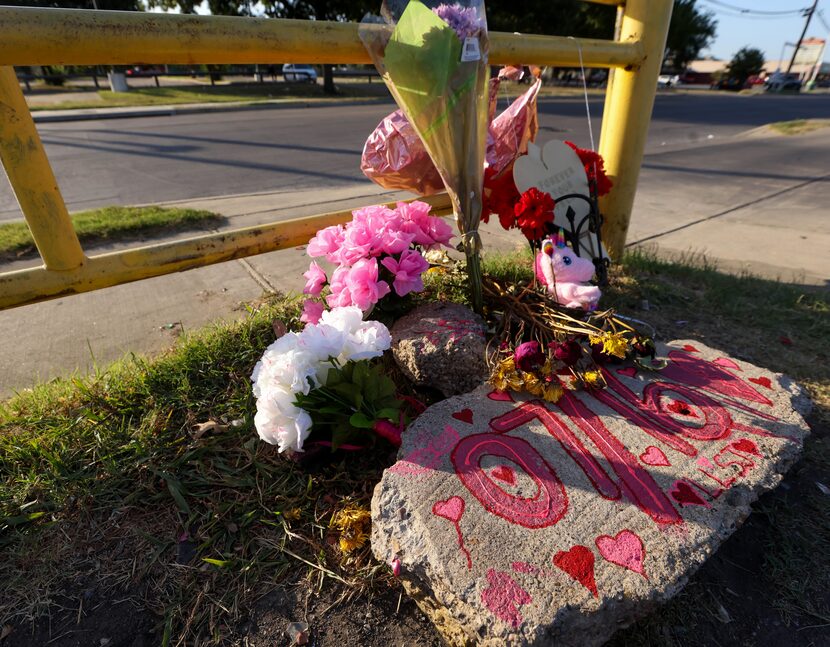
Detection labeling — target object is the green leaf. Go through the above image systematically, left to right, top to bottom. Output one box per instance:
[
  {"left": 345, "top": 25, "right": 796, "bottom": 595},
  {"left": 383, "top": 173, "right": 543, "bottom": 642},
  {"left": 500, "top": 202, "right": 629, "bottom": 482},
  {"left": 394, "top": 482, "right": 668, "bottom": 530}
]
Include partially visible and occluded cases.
[
  {"left": 332, "top": 382, "right": 362, "bottom": 408},
  {"left": 375, "top": 407, "right": 402, "bottom": 421},
  {"left": 349, "top": 411, "right": 375, "bottom": 429},
  {"left": 165, "top": 477, "right": 191, "bottom": 515},
  {"left": 201, "top": 557, "right": 233, "bottom": 568}
]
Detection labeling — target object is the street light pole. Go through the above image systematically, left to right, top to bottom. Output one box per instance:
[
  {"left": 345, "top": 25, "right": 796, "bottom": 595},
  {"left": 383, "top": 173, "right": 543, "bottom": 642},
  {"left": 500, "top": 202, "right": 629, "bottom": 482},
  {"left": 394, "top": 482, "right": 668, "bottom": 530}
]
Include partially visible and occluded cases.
[{"left": 786, "top": 0, "right": 819, "bottom": 75}]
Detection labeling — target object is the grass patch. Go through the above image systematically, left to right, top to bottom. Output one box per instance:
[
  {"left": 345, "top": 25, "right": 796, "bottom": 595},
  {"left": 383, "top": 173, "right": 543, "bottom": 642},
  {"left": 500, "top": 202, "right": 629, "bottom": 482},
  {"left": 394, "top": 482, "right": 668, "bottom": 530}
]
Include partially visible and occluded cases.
[
  {"left": 28, "top": 82, "right": 391, "bottom": 111},
  {"left": 768, "top": 118, "right": 830, "bottom": 135},
  {"left": 0, "top": 206, "right": 223, "bottom": 261},
  {"left": 1, "top": 251, "right": 828, "bottom": 645}
]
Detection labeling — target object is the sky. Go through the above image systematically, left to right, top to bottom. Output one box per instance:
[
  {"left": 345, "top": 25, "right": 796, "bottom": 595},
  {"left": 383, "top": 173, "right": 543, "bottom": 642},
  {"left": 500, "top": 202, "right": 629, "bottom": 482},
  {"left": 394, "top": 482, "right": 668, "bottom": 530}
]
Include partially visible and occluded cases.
[{"left": 698, "top": 0, "right": 829, "bottom": 62}]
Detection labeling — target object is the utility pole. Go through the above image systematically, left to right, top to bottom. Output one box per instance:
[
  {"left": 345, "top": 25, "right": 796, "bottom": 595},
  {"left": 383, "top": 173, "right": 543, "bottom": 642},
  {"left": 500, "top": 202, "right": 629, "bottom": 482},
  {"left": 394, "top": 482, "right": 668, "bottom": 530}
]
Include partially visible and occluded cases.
[{"left": 787, "top": 0, "right": 819, "bottom": 75}]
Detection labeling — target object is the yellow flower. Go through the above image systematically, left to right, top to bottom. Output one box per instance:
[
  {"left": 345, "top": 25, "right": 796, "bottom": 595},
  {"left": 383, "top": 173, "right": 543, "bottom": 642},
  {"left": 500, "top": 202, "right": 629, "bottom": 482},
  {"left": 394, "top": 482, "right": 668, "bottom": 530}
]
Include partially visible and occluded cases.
[
  {"left": 602, "top": 332, "right": 629, "bottom": 359},
  {"left": 583, "top": 369, "right": 604, "bottom": 389},
  {"left": 524, "top": 373, "right": 544, "bottom": 396},
  {"left": 543, "top": 382, "right": 564, "bottom": 403},
  {"left": 331, "top": 504, "right": 371, "bottom": 554},
  {"left": 283, "top": 507, "right": 302, "bottom": 521}
]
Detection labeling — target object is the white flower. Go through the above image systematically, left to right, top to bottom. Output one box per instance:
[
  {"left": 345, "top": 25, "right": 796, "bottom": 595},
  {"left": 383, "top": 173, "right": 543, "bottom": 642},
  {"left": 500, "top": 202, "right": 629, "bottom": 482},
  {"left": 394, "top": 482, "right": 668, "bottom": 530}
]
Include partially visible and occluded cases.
[
  {"left": 320, "top": 306, "right": 364, "bottom": 335},
  {"left": 341, "top": 320, "right": 392, "bottom": 362},
  {"left": 298, "top": 321, "right": 346, "bottom": 363},
  {"left": 253, "top": 389, "right": 313, "bottom": 453}
]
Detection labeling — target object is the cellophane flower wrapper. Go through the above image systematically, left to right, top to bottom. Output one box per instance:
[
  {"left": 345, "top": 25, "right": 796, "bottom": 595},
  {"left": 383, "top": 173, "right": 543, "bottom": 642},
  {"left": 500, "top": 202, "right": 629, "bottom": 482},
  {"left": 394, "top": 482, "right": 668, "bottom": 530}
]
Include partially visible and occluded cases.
[
  {"left": 360, "top": 0, "right": 490, "bottom": 310},
  {"left": 360, "top": 75, "right": 541, "bottom": 196}
]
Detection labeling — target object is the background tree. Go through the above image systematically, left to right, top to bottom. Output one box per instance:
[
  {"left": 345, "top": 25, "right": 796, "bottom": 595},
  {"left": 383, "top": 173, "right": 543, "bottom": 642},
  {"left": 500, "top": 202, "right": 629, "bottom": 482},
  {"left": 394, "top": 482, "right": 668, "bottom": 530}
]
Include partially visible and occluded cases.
[
  {"left": 664, "top": 0, "right": 717, "bottom": 72},
  {"left": 726, "top": 46, "right": 765, "bottom": 84}
]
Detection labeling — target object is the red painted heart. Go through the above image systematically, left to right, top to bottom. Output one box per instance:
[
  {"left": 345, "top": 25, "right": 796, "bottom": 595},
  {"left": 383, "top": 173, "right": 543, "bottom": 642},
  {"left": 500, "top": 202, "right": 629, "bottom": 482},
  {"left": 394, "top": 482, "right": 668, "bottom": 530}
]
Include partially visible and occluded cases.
[
  {"left": 681, "top": 344, "right": 700, "bottom": 353},
  {"left": 713, "top": 357, "right": 741, "bottom": 370},
  {"left": 616, "top": 367, "right": 638, "bottom": 378},
  {"left": 749, "top": 376, "right": 772, "bottom": 389},
  {"left": 487, "top": 390, "right": 514, "bottom": 402},
  {"left": 452, "top": 408, "right": 474, "bottom": 424},
  {"left": 731, "top": 438, "right": 762, "bottom": 457},
  {"left": 639, "top": 445, "right": 671, "bottom": 467},
  {"left": 491, "top": 465, "right": 516, "bottom": 486},
  {"left": 670, "top": 481, "right": 709, "bottom": 508},
  {"left": 432, "top": 496, "right": 465, "bottom": 524},
  {"left": 595, "top": 530, "right": 647, "bottom": 579},
  {"left": 552, "top": 545, "right": 598, "bottom": 597}
]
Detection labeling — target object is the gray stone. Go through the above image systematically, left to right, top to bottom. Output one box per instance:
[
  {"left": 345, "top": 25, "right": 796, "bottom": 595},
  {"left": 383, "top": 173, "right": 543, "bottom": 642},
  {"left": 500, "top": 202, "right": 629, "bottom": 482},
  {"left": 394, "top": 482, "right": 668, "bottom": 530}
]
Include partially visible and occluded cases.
[
  {"left": 391, "top": 302, "right": 488, "bottom": 397},
  {"left": 371, "top": 340, "right": 811, "bottom": 646}
]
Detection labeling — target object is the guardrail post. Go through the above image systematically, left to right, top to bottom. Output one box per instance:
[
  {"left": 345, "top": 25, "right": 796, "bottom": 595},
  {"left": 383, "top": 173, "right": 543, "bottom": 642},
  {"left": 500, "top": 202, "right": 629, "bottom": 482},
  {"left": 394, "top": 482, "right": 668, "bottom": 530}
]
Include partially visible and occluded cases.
[
  {"left": 598, "top": 0, "right": 673, "bottom": 259},
  {"left": 0, "top": 66, "right": 86, "bottom": 271}
]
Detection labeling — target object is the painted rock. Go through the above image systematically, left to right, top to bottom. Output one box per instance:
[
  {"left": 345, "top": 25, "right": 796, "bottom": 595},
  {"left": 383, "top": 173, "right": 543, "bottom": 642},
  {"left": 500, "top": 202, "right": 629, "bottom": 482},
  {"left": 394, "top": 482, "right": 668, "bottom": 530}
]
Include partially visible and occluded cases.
[
  {"left": 391, "top": 302, "right": 488, "bottom": 397},
  {"left": 371, "top": 341, "right": 811, "bottom": 646}
]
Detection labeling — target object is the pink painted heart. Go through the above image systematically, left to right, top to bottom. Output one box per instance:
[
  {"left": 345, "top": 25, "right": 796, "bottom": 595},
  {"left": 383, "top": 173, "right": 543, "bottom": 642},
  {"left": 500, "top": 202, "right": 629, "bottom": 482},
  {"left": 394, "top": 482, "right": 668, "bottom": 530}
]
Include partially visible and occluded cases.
[
  {"left": 681, "top": 344, "right": 700, "bottom": 353},
  {"left": 713, "top": 357, "right": 741, "bottom": 370},
  {"left": 616, "top": 367, "right": 638, "bottom": 378},
  {"left": 749, "top": 376, "right": 772, "bottom": 389},
  {"left": 488, "top": 390, "right": 514, "bottom": 402},
  {"left": 452, "top": 408, "right": 474, "bottom": 424},
  {"left": 731, "top": 438, "right": 762, "bottom": 457},
  {"left": 639, "top": 445, "right": 671, "bottom": 467},
  {"left": 491, "top": 465, "right": 516, "bottom": 486},
  {"left": 670, "top": 480, "right": 709, "bottom": 508},
  {"left": 432, "top": 496, "right": 465, "bottom": 524},
  {"left": 595, "top": 530, "right": 648, "bottom": 579},
  {"left": 553, "top": 545, "right": 598, "bottom": 597}
]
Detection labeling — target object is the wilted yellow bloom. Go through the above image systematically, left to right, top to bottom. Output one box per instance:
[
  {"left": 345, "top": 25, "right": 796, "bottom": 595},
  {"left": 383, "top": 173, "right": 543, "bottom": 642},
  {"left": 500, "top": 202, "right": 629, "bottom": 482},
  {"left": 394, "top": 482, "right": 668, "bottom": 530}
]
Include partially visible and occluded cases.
[
  {"left": 589, "top": 332, "right": 629, "bottom": 359},
  {"left": 583, "top": 369, "right": 604, "bottom": 389},
  {"left": 524, "top": 373, "right": 545, "bottom": 396},
  {"left": 543, "top": 382, "right": 564, "bottom": 402},
  {"left": 331, "top": 504, "right": 371, "bottom": 554},
  {"left": 283, "top": 507, "right": 302, "bottom": 521}
]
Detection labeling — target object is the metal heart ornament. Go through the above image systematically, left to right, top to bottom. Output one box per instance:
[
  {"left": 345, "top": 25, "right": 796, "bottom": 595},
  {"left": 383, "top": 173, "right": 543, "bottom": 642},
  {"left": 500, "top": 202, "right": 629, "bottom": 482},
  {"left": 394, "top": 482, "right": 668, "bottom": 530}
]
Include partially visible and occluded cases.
[{"left": 513, "top": 140, "right": 605, "bottom": 259}]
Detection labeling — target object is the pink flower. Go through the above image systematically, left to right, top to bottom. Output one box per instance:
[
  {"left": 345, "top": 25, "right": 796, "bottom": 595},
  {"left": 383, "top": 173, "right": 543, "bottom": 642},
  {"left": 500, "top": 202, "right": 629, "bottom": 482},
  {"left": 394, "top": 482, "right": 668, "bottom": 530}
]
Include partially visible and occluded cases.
[
  {"left": 396, "top": 200, "right": 435, "bottom": 246},
  {"left": 427, "top": 217, "right": 454, "bottom": 247},
  {"left": 340, "top": 222, "right": 379, "bottom": 265},
  {"left": 307, "top": 225, "right": 344, "bottom": 261},
  {"left": 379, "top": 228, "right": 416, "bottom": 255},
  {"left": 381, "top": 249, "right": 429, "bottom": 297},
  {"left": 345, "top": 258, "right": 390, "bottom": 311},
  {"left": 302, "top": 261, "right": 327, "bottom": 296},
  {"left": 326, "top": 266, "right": 353, "bottom": 308},
  {"left": 300, "top": 299, "right": 325, "bottom": 325},
  {"left": 514, "top": 341, "right": 545, "bottom": 372}
]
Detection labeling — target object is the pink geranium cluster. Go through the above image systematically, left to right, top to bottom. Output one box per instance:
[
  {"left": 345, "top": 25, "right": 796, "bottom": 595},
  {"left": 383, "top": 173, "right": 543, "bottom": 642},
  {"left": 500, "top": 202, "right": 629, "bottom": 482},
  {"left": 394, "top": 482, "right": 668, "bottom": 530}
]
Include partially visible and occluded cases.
[{"left": 301, "top": 201, "right": 453, "bottom": 323}]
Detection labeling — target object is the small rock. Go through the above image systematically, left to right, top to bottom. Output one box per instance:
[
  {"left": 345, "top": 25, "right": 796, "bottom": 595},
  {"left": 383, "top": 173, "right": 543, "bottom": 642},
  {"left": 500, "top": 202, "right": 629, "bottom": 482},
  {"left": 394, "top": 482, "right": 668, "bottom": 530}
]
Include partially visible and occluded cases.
[
  {"left": 391, "top": 302, "right": 488, "bottom": 397},
  {"left": 285, "top": 621, "right": 309, "bottom": 645}
]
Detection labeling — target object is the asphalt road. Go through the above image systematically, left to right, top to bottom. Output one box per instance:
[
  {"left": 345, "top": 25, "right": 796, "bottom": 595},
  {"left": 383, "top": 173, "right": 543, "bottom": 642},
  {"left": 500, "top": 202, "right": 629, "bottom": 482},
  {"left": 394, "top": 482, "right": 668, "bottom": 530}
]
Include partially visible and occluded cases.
[{"left": 2, "top": 91, "right": 829, "bottom": 221}]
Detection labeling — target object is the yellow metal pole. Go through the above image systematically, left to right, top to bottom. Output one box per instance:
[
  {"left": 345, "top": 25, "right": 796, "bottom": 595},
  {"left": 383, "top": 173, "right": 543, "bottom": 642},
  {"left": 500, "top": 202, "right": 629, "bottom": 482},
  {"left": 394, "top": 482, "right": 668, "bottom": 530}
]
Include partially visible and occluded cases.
[
  {"left": 598, "top": 0, "right": 673, "bottom": 259},
  {"left": 598, "top": 4, "right": 625, "bottom": 150},
  {"left": 0, "top": 7, "right": 643, "bottom": 69},
  {"left": 0, "top": 66, "right": 85, "bottom": 271},
  {"left": 0, "top": 193, "right": 453, "bottom": 310}
]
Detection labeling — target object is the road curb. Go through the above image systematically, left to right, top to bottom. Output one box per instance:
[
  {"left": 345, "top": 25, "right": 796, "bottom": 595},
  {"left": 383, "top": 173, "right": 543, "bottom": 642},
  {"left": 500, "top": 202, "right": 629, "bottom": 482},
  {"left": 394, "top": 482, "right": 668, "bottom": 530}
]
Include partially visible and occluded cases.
[{"left": 31, "top": 96, "right": 394, "bottom": 123}]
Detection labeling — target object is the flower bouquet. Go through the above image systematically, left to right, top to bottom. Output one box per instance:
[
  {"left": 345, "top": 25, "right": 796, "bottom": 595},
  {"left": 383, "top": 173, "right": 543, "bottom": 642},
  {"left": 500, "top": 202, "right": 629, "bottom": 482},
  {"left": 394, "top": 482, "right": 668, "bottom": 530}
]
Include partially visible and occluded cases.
[
  {"left": 360, "top": 0, "right": 490, "bottom": 311},
  {"left": 300, "top": 199, "right": 454, "bottom": 324},
  {"left": 251, "top": 306, "right": 406, "bottom": 453}
]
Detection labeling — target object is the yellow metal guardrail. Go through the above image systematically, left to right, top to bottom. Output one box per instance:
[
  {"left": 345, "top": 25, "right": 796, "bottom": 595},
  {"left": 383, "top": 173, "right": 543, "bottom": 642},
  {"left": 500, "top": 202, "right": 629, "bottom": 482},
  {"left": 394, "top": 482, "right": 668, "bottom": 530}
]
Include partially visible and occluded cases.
[{"left": 0, "top": 0, "right": 673, "bottom": 310}]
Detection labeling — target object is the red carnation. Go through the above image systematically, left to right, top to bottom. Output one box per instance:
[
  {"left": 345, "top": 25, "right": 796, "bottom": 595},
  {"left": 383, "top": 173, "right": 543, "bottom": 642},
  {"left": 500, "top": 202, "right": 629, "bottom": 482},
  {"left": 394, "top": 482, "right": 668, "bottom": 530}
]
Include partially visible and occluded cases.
[
  {"left": 565, "top": 141, "right": 613, "bottom": 197},
  {"left": 482, "top": 166, "right": 521, "bottom": 230},
  {"left": 513, "top": 187, "right": 556, "bottom": 241},
  {"left": 514, "top": 341, "right": 545, "bottom": 372}
]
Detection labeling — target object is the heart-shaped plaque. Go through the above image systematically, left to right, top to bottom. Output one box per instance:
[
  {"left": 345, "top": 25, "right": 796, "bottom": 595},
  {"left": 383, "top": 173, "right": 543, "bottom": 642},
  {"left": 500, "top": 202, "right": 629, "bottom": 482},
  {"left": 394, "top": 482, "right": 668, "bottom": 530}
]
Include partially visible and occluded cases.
[{"left": 513, "top": 140, "right": 605, "bottom": 258}]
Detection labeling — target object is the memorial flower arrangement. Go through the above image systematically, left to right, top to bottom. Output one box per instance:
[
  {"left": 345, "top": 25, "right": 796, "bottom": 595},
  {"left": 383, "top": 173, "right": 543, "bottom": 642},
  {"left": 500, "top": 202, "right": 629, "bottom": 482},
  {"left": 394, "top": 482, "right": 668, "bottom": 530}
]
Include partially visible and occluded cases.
[
  {"left": 301, "top": 200, "right": 454, "bottom": 324},
  {"left": 251, "top": 306, "right": 405, "bottom": 453}
]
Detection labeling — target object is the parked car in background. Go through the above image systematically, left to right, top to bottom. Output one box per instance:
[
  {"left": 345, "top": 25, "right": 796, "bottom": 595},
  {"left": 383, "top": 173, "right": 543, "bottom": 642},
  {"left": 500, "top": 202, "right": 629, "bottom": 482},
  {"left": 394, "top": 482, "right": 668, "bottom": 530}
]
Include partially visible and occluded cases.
[
  {"left": 282, "top": 64, "right": 318, "bottom": 83},
  {"left": 765, "top": 72, "right": 801, "bottom": 93},
  {"left": 657, "top": 74, "right": 679, "bottom": 88},
  {"left": 744, "top": 75, "right": 766, "bottom": 88},
  {"left": 711, "top": 77, "right": 744, "bottom": 91}
]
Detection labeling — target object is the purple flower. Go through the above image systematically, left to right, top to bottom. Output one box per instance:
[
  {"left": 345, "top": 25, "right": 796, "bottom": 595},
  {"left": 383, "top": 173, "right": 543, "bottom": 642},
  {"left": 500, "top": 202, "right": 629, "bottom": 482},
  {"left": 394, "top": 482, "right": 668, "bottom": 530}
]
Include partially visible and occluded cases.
[
  {"left": 433, "top": 4, "right": 482, "bottom": 40},
  {"left": 550, "top": 339, "right": 582, "bottom": 367},
  {"left": 514, "top": 341, "right": 545, "bottom": 372}
]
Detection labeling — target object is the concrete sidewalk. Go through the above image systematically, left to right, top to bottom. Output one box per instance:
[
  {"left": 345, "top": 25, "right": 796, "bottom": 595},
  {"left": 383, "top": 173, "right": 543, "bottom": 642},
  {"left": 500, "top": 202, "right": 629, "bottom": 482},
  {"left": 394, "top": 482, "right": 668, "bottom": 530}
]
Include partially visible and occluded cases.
[{"left": 1, "top": 129, "right": 828, "bottom": 397}]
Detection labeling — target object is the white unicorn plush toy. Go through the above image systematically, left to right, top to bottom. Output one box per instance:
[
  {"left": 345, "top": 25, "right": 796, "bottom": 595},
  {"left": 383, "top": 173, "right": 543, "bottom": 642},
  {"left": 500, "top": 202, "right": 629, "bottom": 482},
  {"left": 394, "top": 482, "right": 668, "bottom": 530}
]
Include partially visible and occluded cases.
[{"left": 534, "top": 231, "right": 601, "bottom": 310}]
